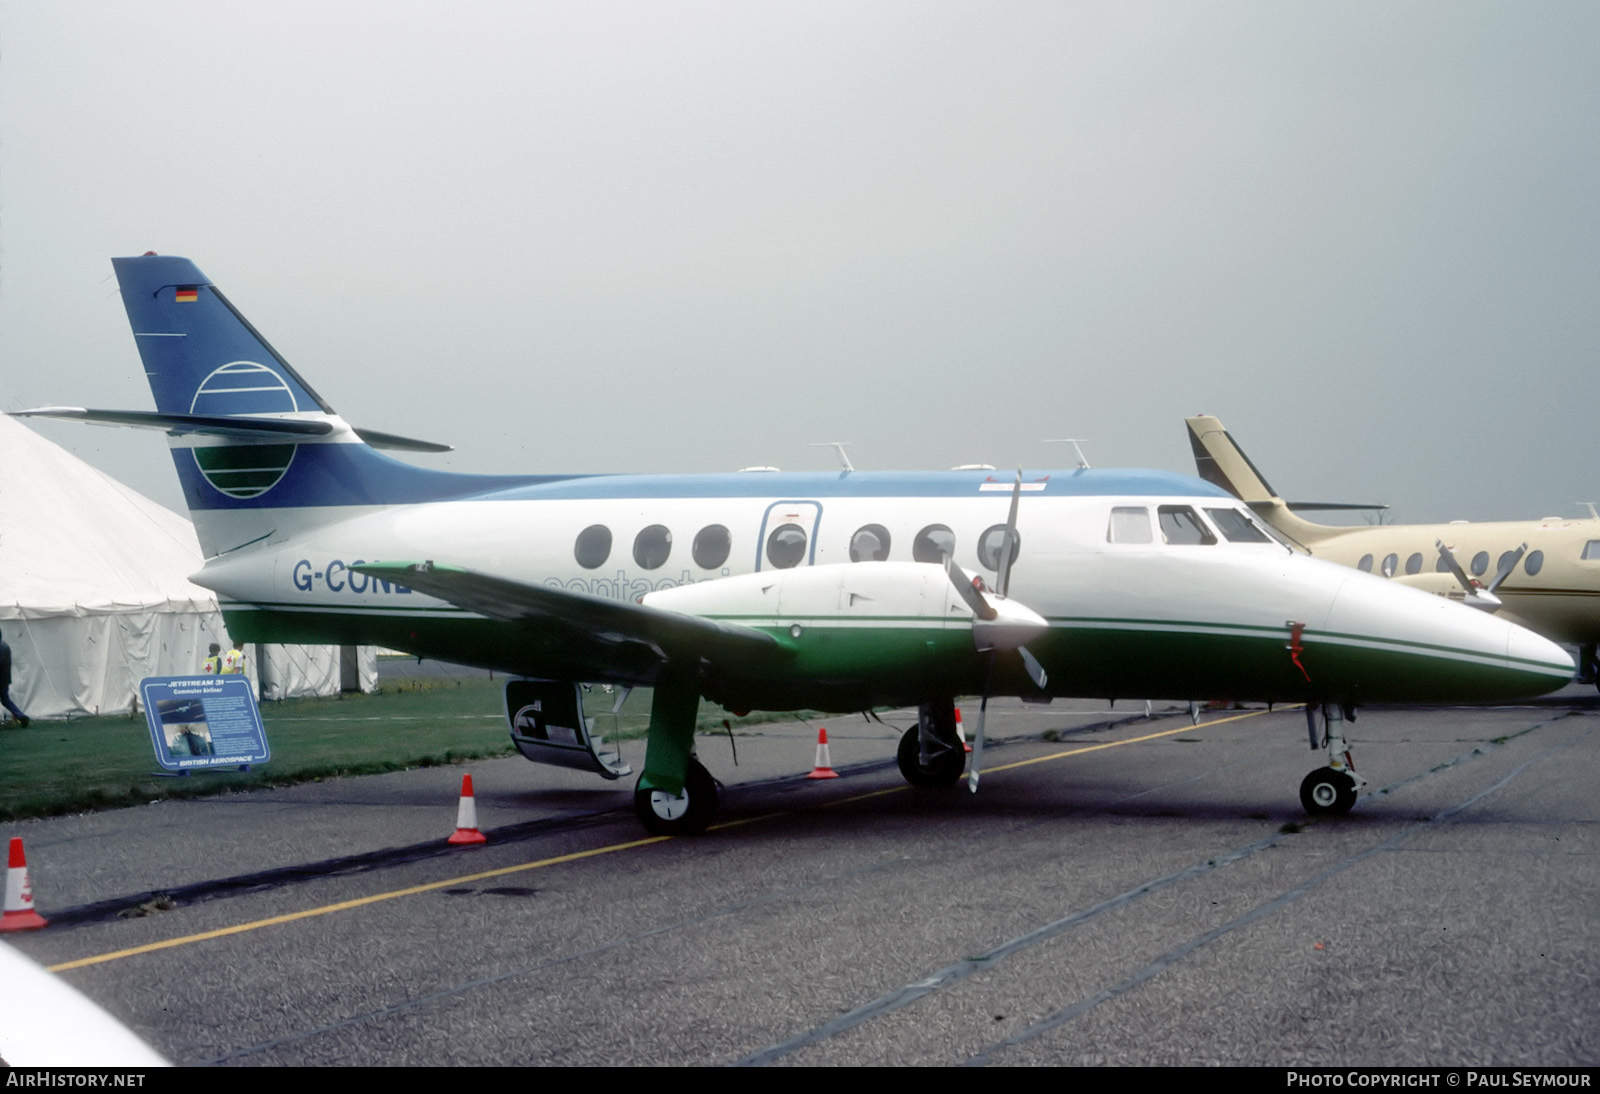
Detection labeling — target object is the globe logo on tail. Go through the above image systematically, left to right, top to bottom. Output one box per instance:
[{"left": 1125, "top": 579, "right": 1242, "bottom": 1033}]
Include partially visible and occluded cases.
[{"left": 189, "top": 362, "right": 299, "bottom": 498}]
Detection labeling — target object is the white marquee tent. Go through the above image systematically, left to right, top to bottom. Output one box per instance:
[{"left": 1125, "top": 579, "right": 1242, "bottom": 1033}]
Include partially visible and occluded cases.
[{"left": 0, "top": 414, "right": 373, "bottom": 719}]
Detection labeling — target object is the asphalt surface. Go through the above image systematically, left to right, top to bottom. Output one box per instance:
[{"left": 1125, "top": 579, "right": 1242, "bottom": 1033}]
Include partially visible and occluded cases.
[{"left": 4, "top": 692, "right": 1597, "bottom": 1067}]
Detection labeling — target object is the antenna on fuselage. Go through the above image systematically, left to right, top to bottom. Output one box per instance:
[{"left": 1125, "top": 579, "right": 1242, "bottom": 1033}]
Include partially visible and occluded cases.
[
  {"left": 1043, "top": 438, "right": 1091, "bottom": 469},
  {"left": 811, "top": 442, "right": 855, "bottom": 472}
]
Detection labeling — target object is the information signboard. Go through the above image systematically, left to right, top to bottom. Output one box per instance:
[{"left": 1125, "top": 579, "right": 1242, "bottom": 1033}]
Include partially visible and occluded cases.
[{"left": 140, "top": 676, "right": 270, "bottom": 772}]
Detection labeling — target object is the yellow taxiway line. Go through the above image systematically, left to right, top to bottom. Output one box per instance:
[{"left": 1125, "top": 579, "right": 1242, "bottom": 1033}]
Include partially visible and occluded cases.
[{"left": 49, "top": 706, "right": 1287, "bottom": 973}]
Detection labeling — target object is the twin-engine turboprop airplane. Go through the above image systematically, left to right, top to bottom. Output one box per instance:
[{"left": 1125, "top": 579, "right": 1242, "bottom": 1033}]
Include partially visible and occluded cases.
[
  {"left": 16, "top": 256, "right": 1575, "bottom": 832},
  {"left": 1187, "top": 415, "right": 1600, "bottom": 684}
]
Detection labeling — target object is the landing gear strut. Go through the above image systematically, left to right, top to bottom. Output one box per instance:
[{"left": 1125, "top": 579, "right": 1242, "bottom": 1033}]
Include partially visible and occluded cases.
[
  {"left": 633, "top": 672, "right": 718, "bottom": 835},
  {"left": 896, "top": 700, "right": 966, "bottom": 788},
  {"left": 1299, "top": 702, "right": 1366, "bottom": 816},
  {"left": 635, "top": 757, "right": 718, "bottom": 835}
]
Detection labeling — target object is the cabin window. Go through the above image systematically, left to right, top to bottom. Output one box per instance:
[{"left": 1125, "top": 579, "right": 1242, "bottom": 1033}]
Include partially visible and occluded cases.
[
  {"left": 1157, "top": 506, "right": 1216, "bottom": 545},
  {"left": 1107, "top": 507, "right": 1153, "bottom": 544},
  {"left": 1204, "top": 508, "right": 1272, "bottom": 544},
  {"left": 766, "top": 523, "right": 807, "bottom": 569},
  {"left": 574, "top": 524, "right": 612, "bottom": 570},
  {"left": 849, "top": 524, "right": 891, "bottom": 562},
  {"left": 912, "top": 524, "right": 956, "bottom": 563},
  {"left": 633, "top": 525, "right": 673, "bottom": 570},
  {"left": 692, "top": 525, "right": 731, "bottom": 570},
  {"left": 977, "top": 525, "right": 1022, "bottom": 571},
  {"left": 1583, "top": 540, "right": 1600, "bottom": 561},
  {"left": 1496, "top": 550, "right": 1521, "bottom": 581},
  {"left": 1525, "top": 550, "right": 1544, "bottom": 576},
  {"left": 1470, "top": 551, "right": 1489, "bottom": 577},
  {"left": 1436, "top": 552, "right": 1453, "bottom": 573},
  {"left": 1381, "top": 553, "right": 1398, "bottom": 577},
  {"left": 1405, "top": 553, "right": 1423, "bottom": 575},
  {"left": 1358, "top": 554, "right": 1374, "bottom": 572}
]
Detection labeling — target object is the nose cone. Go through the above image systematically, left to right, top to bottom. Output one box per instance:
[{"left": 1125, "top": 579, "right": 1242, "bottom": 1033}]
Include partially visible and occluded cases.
[{"left": 1321, "top": 573, "right": 1572, "bottom": 703}]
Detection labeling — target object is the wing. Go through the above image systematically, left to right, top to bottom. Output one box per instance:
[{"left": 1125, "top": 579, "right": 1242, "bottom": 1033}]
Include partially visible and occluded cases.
[{"left": 352, "top": 562, "right": 786, "bottom": 678}]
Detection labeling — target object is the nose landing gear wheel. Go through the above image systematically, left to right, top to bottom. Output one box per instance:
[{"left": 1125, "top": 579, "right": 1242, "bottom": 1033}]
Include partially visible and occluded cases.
[
  {"left": 896, "top": 726, "right": 966, "bottom": 788},
  {"left": 635, "top": 758, "right": 718, "bottom": 835},
  {"left": 1299, "top": 766, "right": 1357, "bottom": 815}
]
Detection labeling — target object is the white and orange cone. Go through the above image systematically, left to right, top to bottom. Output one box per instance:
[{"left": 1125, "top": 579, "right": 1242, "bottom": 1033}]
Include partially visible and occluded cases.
[
  {"left": 956, "top": 707, "right": 972, "bottom": 753},
  {"left": 806, "top": 727, "right": 839, "bottom": 779},
  {"left": 447, "top": 774, "right": 488, "bottom": 845},
  {"left": 1, "top": 837, "right": 48, "bottom": 931}
]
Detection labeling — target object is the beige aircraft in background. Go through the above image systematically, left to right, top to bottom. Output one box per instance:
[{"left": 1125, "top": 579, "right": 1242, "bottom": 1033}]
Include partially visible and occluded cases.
[{"left": 1186, "top": 415, "right": 1600, "bottom": 683}]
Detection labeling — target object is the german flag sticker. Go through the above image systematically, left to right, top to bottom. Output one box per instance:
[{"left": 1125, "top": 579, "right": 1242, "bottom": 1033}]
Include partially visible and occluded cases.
[{"left": 175, "top": 286, "right": 198, "bottom": 303}]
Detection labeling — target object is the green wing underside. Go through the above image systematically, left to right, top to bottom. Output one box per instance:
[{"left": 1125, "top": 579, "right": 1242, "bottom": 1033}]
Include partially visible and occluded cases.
[{"left": 350, "top": 562, "right": 786, "bottom": 671}]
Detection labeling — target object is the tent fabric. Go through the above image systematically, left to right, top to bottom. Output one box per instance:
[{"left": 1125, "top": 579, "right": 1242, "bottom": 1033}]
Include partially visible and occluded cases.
[{"left": 0, "top": 415, "right": 373, "bottom": 719}]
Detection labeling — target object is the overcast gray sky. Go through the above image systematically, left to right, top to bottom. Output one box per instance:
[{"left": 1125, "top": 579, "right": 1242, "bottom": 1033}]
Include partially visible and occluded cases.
[{"left": 3, "top": 2, "right": 1596, "bottom": 524}]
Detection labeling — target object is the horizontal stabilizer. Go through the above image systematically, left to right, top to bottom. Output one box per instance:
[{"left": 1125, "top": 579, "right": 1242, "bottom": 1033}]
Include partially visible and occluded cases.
[
  {"left": 13, "top": 407, "right": 451, "bottom": 452},
  {"left": 13, "top": 407, "right": 332, "bottom": 439},
  {"left": 1286, "top": 501, "right": 1390, "bottom": 513}
]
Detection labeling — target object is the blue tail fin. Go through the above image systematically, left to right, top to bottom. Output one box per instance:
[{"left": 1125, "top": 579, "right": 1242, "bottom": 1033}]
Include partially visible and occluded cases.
[{"left": 111, "top": 254, "right": 551, "bottom": 555}]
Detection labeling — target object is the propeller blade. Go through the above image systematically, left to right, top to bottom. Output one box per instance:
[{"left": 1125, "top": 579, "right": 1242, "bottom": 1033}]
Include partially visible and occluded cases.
[
  {"left": 995, "top": 469, "right": 1023, "bottom": 598},
  {"left": 1435, "top": 539, "right": 1505, "bottom": 612},
  {"left": 1435, "top": 539, "right": 1474, "bottom": 592},
  {"left": 1486, "top": 543, "right": 1528, "bottom": 595},
  {"left": 945, "top": 556, "right": 997, "bottom": 621},
  {"left": 1019, "top": 646, "right": 1048, "bottom": 689},
  {"left": 967, "top": 693, "right": 987, "bottom": 793}
]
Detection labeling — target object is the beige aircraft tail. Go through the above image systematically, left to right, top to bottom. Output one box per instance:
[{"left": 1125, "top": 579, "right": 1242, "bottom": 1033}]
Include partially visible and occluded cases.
[{"left": 1185, "top": 415, "right": 1341, "bottom": 547}]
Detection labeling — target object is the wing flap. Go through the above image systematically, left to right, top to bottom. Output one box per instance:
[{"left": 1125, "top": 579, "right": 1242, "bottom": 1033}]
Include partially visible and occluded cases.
[{"left": 352, "top": 562, "right": 786, "bottom": 667}]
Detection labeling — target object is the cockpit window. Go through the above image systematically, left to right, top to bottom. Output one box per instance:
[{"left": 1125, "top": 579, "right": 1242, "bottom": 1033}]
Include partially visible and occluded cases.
[
  {"left": 1158, "top": 506, "right": 1216, "bottom": 545},
  {"left": 1107, "top": 507, "right": 1153, "bottom": 544},
  {"left": 1204, "top": 508, "right": 1272, "bottom": 544},
  {"left": 1584, "top": 540, "right": 1600, "bottom": 561}
]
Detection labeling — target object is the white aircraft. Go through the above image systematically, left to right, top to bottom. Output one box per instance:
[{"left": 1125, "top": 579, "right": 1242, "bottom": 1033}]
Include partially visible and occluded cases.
[
  {"left": 16, "top": 256, "right": 1575, "bottom": 832},
  {"left": 1186, "top": 414, "right": 1600, "bottom": 682}
]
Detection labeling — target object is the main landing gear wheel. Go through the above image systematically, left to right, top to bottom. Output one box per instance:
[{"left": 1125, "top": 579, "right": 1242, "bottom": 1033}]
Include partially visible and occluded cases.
[
  {"left": 896, "top": 726, "right": 965, "bottom": 788},
  {"left": 634, "top": 758, "right": 718, "bottom": 835},
  {"left": 1299, "top": 767, "right": 1358, "bottom": 816}
]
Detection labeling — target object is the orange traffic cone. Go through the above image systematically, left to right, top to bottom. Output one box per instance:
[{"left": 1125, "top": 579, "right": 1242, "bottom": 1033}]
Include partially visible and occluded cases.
[
  {"left": 956, "top": 707, "right": 972, "bottom": 753},
  {"left": 806, "top": 727, "right": 839, "bottom": 779},
  {"left": 447, "top": 774, "right": 488, "bottom": 844},
  {"left": 1, "top": 837, "right": 48, "bottom": 931}
]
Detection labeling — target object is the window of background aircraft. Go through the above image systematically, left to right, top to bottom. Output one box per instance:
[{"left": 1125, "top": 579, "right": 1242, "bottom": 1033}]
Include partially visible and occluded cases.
[
  {"left": 1157, "top": 506, "right": 1216, "bottom": 545},
  {"left": 1108, "top": 507, "right": 1153, "bottom": 544},
  {"left": 1204, "top": 508, "right": 1272, "bottom": 544},
  {"left": 766, "top": 523, "right": 807, "bottom": 569},
  {"left": 574, "top": 524, "right": 612, "bottom": 570},
  {"left": 692, "top": 524, "right": 731, "bottom": 570},
  {"left": 849, "top": 524, "right": 891, "bottom": 562},
  {"left": 912, "top": 524, "right": 956, "bottom": 563},
  {"left": 633, "top": 525, "right": 672, "bottom": 570},
  {"left": 977, "top": 525, "right": 1022, "bottom": 571},
  {"left": 1584, "top": 541, "right": 1600, "bottom": 561},
  {"left": 1497, "top": 550, "right": 1521, "bottom": 580},
  {"left": 1526, "top": 550, "right": 1544, "bottom": 576},
  {"left": 1470, "top": 551, "right": 1489, "bottom": 577},
  {"left": 1405, "top": 552, "right": 1423, "bottom": 575},
  {"left": 1381, "top": 553, "right": 1398, "bottom": 577},
  {"left": 1358, "top": 554, "right": 1374, "bottom": 572}
]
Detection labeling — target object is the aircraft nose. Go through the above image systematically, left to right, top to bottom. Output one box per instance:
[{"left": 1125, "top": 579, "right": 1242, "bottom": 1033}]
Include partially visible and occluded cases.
[{"left": 1322, "top": 573, "right": 1573, "bottom": 703}]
